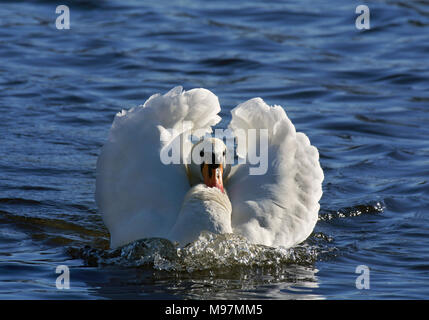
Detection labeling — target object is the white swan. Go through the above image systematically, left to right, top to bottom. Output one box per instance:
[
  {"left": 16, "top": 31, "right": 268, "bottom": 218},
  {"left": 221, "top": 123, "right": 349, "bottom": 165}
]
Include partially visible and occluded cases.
[{"left": 96, "top": 86, "right": 324, "bottom": 249}]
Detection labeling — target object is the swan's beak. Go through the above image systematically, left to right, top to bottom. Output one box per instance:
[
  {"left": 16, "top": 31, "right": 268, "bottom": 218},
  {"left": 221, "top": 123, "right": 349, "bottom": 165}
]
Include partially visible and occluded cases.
[{"left": 202, "top": 163, "right": 224, "bottom": 193}]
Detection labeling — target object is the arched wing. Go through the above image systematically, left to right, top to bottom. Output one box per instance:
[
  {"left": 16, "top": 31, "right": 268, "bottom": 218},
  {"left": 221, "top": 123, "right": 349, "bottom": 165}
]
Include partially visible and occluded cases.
[
  {"left": 96, "top": 86, "right": 221, "bottom": 248},
  {"left": 225, "top": 98, "right": 324, "bottom": 248}
]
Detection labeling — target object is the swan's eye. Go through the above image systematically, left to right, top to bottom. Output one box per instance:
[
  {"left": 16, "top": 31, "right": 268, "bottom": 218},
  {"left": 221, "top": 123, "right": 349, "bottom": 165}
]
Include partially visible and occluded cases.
[
  {"left": 200, "top": 150, "right": 204, "bottom": 157},
  {"left": 223, "top": 150, "right": 226, "bottom": 156}
]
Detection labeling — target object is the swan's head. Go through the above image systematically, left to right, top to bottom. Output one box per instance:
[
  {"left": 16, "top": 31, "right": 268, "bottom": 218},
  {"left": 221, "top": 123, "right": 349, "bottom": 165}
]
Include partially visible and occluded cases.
[{"left": 189, "top": 137, "right": 231, "bottom": 193}]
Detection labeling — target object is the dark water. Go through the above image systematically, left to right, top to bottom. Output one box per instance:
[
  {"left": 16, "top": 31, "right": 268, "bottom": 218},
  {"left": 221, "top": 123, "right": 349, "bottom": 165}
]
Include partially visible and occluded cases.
[{"left": 1, "top": 0, "right": 428, "bottom": 299}]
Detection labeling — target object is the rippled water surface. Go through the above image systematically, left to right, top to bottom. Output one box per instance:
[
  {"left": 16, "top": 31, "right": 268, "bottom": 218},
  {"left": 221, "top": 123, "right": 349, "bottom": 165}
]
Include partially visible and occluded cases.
[{"left": 1, "top": 0, "right": 428, "bottom": 299}]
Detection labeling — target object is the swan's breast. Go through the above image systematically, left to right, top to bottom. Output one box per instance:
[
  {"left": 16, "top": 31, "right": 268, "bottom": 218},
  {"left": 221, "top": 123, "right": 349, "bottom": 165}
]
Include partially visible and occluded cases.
[{"left": 168, "top": 184, "right": 232, "bottom": 246}]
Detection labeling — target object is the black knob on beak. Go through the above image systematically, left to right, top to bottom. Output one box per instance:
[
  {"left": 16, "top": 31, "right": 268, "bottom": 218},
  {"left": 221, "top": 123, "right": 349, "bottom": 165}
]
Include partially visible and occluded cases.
[{"left": 209, "top": 163, "right": 220, "bottom": 170}]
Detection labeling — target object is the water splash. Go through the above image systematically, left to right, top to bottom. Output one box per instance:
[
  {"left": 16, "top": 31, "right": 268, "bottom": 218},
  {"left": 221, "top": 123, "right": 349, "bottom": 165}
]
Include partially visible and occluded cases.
[{"left": 68, "top": 231, "right": 327, "bottom": 273}]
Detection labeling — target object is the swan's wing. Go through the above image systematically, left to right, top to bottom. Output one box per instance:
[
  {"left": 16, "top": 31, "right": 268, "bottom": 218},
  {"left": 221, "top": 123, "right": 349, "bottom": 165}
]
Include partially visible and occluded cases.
[
  {"left": 96, "top": 86, "right": 221, "bottom": 248},
  {"left": 225, "top": 98, "right": 324, "bottom": 248}
]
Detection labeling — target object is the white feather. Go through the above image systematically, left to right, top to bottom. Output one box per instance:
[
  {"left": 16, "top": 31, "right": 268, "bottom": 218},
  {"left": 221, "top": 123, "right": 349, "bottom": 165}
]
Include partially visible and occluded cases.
[
  {"left": 96, "top": 86, "right": 221, "bottom": 248},
  {"left": 226, "top": 98, "right": 324, "bottom": 248}
]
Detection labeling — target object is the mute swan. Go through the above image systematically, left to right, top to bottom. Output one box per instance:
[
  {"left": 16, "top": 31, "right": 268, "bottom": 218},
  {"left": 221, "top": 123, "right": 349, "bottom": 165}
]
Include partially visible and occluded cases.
[{"left": 96, "top": 86, "right": 323, "bottom": 249}]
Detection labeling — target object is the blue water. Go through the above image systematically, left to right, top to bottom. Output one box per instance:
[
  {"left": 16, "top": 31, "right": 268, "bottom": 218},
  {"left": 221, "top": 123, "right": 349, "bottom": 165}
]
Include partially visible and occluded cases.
[{"left": 0, "top": 0, "right": 428, "bottom": 299}]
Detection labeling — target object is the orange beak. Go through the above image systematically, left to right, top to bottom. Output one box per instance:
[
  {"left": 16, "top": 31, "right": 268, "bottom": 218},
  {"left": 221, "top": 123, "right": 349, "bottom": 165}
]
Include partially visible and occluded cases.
[{"left": 202, "top": 163, "right": 224, "bottom": 193}]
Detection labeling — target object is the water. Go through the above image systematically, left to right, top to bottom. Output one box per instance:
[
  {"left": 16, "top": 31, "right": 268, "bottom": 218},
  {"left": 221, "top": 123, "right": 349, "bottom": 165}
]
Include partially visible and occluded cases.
[{"left": 0, "top": 0, "right": 428, "bottom": 299}]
